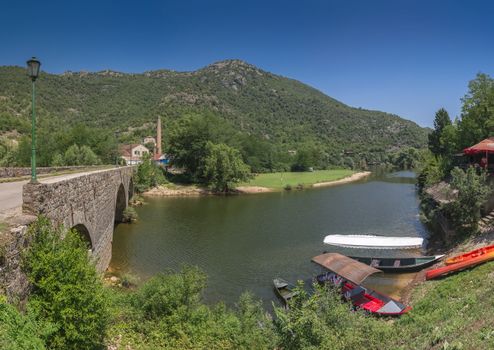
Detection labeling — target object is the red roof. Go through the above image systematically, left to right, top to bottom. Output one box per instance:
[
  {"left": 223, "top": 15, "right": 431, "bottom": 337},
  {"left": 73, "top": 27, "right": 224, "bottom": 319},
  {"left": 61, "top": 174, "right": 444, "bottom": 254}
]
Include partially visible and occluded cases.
[
  {"left": 464, "top": 138, "right": 494, "bottom": 155},
  {"left": 119, "top": 144, "right": 142, "bottom": 157}
]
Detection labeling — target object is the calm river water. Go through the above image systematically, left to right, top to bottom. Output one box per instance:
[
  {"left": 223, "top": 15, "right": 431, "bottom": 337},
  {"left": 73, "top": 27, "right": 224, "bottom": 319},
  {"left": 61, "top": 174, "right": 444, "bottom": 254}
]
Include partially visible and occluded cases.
[{"left": 111, "top": 170, "right": 429, "bottom": 305}]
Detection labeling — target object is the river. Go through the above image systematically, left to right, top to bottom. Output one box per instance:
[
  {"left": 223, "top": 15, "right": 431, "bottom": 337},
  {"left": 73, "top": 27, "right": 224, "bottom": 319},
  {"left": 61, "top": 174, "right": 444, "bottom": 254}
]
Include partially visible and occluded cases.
[{"left": 111, "top": 170, "right": 429, "bottom": 305}]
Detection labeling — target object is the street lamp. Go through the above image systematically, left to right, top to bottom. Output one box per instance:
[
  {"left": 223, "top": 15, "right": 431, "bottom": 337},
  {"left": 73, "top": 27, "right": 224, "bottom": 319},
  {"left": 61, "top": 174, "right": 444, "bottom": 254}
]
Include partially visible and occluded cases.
[
  {"left": 27, "top": 57, "right": 41, "bottom": 183},
  {"left": 114, "top": 131, "right": 121, "bottom": 167}
]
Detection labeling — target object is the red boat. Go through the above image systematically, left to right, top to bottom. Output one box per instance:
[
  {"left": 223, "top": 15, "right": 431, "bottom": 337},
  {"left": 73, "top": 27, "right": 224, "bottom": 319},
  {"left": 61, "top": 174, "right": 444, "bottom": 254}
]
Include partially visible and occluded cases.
[
  {"left": 445, "top": 243, "right": 494, "bottom": 265},
  {"left": 426, "top": 251, "right": 494, "bottom": 280},
  {"left": 312, "top": 253, "right": 412, "bottom": 316}
]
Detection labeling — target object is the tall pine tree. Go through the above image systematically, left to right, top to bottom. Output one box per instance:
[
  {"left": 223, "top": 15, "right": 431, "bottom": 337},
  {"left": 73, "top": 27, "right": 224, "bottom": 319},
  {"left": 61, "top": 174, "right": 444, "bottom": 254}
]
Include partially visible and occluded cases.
[{"left": 428, "top": 108, "right": 452, "bottom": 156}]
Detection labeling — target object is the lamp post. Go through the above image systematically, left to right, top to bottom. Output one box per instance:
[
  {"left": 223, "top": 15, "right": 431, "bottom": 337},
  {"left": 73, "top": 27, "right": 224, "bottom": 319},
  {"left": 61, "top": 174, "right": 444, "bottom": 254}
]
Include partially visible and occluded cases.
[
  {"left": 27, "top": 57, "right": 41, "bottom": 183},
  {"left": 114, "top": 131, "right": 120, "bottom": 167}
]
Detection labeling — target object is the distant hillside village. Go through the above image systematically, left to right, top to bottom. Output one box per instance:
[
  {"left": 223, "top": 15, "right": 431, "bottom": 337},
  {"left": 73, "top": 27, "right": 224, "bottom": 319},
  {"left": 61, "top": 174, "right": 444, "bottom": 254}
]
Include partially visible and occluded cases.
[{"left": 119, "top": 116, "right": 169, "bottom": 166}]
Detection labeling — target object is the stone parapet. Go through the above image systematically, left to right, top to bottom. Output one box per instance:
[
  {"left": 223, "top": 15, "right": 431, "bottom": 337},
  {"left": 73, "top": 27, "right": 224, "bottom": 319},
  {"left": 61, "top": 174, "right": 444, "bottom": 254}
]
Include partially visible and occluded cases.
[{"left": 22, "top": 166, "right": 134, "bottom": 272}]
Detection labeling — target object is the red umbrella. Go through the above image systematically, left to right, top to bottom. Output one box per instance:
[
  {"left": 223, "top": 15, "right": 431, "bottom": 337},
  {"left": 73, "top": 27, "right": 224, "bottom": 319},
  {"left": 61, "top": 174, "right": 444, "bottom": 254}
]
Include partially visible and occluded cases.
[{"left": 463, "top": 138, "right": 494, "bottom": 168}]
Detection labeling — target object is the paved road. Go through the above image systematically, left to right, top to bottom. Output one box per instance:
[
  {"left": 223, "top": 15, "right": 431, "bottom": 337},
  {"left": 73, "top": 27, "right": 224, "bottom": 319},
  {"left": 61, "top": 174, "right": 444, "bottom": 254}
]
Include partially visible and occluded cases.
[
  {"left": 0, "top": 168, "right": 114, "bottom": 216},
  {"left": 0, "top": 180, "right": 28, "bottom": 213}
]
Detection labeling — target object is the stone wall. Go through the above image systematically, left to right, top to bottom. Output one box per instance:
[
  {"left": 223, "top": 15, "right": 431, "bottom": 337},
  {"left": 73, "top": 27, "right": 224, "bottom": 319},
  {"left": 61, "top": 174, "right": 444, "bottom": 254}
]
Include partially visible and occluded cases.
[
  {"left": 0, "top": 165, "right": 104, "bottom": 179},
  {"left": 22, "top": 167, "right": 134, "bottom": 271},
  {"left": 0, "top": 223, "right": 33, "bottom": 303}
]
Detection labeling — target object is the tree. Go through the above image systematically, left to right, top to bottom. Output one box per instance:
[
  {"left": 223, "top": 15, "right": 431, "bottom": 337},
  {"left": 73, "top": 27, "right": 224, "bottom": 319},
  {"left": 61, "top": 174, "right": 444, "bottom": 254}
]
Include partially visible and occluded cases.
[
  {"left": 457, "top": 73, "right": 494, "bottom": 148},
  {"left": 428, "top": 108, "right": 452, "bottom": 156},
  {"left": 167, "top": 113, "right": 238, "bottom": 180},
  {"left": 201, "top": 142, "right": 251, "bottom": 192},
  {"left": 291, "top": 143, "right": 323, "bottom": 171},
  {"left": 63, "top": 144, "right": 80, "bottom": 165},
  {"left": 79, "top": 145, "right": 101, "bottom": 165},
  {"left": 135, "top": 152, "right": 167, "bottom": 192},
  {"left": 51, "top": 153, "right": 65, "bottom": 167},
  {"left": 443, "top": 167, "right": 491, "bottom": 235},
  {"left": 22, "top": 217, "right": 108, "bottom": 350}
]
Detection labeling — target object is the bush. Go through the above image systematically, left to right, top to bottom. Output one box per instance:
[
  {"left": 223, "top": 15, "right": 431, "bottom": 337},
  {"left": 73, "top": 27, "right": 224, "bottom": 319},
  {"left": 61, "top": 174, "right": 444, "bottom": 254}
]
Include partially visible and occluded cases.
[
  {"left": 135, "top": 153, "right": 167, "bottom": 192},
  {"left": 442, "top": 167, "right": 491, "bottom": 235},
  {"left": 122, "top": 207, "right": 138, "bottom": 223},
  {"left": 22, "top": 217, "right": 108, "bottom": 350},
  {"left": 107, "top": 266, "right": 276, "bottom": 349},
  {"left": 273, "top": 282, "right": 391, "bottom": 350},
  {"left": 0, "top": 297, "right": 48, "bottom": 350}
]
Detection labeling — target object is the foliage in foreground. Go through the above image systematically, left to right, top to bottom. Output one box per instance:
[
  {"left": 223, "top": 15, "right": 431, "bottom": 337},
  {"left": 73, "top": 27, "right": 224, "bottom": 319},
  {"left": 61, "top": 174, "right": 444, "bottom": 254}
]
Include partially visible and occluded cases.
[
  {"left": 4, "top": 217, "right": 494, "bottom": 350},
  {"left": 21, "top": 217, "right": 108, "bottom": 350},
  {"left": 107, "top": 266, "right": 276, "bottom": 349},
  {"left": 273, "top": 283, "right": 391, "bottom": 350},
  {"left": 0, "top": 297, "right": 47, "bottom": 350}
]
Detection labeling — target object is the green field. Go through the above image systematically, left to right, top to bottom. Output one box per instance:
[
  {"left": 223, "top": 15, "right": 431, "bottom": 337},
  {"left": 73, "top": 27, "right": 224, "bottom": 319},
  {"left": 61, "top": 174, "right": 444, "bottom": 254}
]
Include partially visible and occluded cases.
[{"left": 242, "top": 169, "right": 354, "bottom": 190}]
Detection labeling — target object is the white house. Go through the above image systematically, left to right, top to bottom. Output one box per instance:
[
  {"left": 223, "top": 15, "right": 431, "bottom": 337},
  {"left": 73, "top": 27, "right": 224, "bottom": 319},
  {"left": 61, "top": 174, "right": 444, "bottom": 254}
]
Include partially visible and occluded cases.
[{"left": 119, "top": 144, "right": 150, "bottom": 165}]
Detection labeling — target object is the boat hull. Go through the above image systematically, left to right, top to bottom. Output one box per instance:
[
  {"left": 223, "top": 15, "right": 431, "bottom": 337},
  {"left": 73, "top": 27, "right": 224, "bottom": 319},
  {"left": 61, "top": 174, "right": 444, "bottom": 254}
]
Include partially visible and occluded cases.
[
  {"left": 445, "top": 244, "right": 494, "bottom": 265},
  {"left": 426, "top": 251, "right": 494, "bottom": 280},
  {"left": 349, "top": 255, "right": 444, "bottom": 273},
  {"left": 317, "top": 272, "right": 411, "bottom": 316},
  {"left": 273, "top": 278, "right": 298, "bottom": 305}
]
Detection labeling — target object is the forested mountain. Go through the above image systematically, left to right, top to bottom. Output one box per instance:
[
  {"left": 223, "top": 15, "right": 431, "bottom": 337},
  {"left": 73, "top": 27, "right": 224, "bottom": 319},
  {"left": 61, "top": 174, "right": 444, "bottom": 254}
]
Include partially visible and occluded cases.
[{"left": 0, "top": 59, "right": 427, "bottom": 167}]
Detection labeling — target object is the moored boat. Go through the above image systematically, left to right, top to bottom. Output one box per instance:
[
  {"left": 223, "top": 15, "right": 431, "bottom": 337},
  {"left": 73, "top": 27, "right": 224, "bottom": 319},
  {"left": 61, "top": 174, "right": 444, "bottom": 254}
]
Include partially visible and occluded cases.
[
  {"left": 323, "top": 234, "right": 423, "bottom": 249},
  {"left": 445, "top": 243, "right": 494, "bottom": 265},
  {"left": 426, "top": 251, "right": 494, "bottom": 280},
  {"left": 312, "top": 253, "right": 411, "bottom": 316},
  {"left": 349, "top": 255, "right": 444, "bottom": 272},
  {"left": 273, "top": 277, "right": 298, "bottom": 305}
]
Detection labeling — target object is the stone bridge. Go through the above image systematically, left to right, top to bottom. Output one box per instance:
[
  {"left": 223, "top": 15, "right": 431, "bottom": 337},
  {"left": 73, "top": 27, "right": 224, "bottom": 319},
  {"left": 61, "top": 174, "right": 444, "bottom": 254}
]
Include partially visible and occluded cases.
[{"left": 22, "top": 167, "right": 134, "bottom": 271}]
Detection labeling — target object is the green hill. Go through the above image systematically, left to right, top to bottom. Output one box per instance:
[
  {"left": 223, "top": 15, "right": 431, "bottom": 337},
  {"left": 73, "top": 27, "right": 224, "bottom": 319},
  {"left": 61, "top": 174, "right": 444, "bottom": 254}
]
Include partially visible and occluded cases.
[{"left": 0, "top": 59, "right": 427, "bottom": 166}]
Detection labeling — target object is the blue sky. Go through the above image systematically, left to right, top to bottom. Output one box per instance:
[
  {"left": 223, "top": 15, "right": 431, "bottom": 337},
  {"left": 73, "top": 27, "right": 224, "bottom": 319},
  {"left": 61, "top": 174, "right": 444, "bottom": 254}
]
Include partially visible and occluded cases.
[{"left": 1, "top": 0, "right": 493, "bottom": 127}]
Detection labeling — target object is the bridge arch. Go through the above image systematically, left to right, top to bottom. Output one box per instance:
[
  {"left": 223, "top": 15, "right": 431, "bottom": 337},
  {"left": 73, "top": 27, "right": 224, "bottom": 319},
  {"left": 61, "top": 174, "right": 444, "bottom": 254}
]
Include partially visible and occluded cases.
[
  {"left": 23, "top": 166, "right": 134, "bottom": 271},
  {"left": 114, "top": 183, "right": 127, "bottom": 223},
  {"left": 71, "top": 223, "right": 93, "bottom": 251}
]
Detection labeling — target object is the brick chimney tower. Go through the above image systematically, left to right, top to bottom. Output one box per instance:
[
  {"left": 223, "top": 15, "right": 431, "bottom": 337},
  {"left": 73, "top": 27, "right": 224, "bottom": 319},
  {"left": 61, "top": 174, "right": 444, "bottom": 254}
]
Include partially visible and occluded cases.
[{"left": 156, "top": 116, "right": 162, "bottom": 155}]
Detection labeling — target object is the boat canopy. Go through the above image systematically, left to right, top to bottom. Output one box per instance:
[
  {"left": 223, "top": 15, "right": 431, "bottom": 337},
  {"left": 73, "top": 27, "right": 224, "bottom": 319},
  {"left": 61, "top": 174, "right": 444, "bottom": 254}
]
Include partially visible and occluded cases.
[{"left": 311, "top": 252, "right": 382, "bottom": 285}]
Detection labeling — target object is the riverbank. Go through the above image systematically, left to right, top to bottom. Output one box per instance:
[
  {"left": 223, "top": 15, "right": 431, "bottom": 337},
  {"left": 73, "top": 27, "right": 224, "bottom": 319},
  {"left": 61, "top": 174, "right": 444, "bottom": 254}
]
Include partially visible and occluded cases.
[
  {"left": 241, "top": 169, "right": 356, "bottom": 190},
  {"left": 143, "top": 170, "right": 370, "bottom": 196},
  {"left": 395, "top": 229, "right": 494, "bottom": 348}
]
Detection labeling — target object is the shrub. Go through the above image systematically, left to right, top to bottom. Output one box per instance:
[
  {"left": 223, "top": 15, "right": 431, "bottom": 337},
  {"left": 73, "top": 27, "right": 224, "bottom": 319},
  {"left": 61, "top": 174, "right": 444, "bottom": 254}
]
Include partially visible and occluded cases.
[
  {"left": 135, "top": 153, "right": 167, "bottom": 192},
  {"left": 442, "top": 167, "right": 491, "bottom": 235},
  {"left": 122, "top": 207, "right": 138, "bottom": 223},
  {"left": 22, "top": 217, "right": 108, "bottom": 350},
  {"left": 108, "top": 266, "right": 276, "bottom": 349},
  {"left": 273, "top": 282, "right": 391, "bottom": 350},
  {"left": 0, "top": 297, "right": 48, "bottom": 350}
]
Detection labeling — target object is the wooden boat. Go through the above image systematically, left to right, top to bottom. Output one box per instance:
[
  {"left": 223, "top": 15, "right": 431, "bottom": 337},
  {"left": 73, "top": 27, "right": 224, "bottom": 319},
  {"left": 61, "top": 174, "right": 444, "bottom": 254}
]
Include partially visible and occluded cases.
[
  {"left": 323, "top": 234, "right": 423, "bottom": 249},
  {"left": 445, "top": 244, "right": 494, "bottom": 265},
  {"left": 426, "top": 251, "right": 494, "bottom": 280},
  {"left": 312, "top": 253, "right": 411, "bottom": 316},
  {"left": 349, "top": 255, "right": 444, "bottom": 272},
  {"left": 316, "top": 272, "right": 411, "bottom": 316},
  {"left": 273, "top": 277, "right": 298, "bottom": 305}
]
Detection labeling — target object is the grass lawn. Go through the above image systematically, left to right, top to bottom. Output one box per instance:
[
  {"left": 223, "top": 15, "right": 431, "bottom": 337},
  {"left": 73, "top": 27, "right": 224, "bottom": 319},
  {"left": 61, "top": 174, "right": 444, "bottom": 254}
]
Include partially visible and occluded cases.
[
  {"left": 241, "top": 169, "right": 354, "bottom": 190},
  {"left": 392, "top": 261, "right": 494, "bottom": 349}
]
